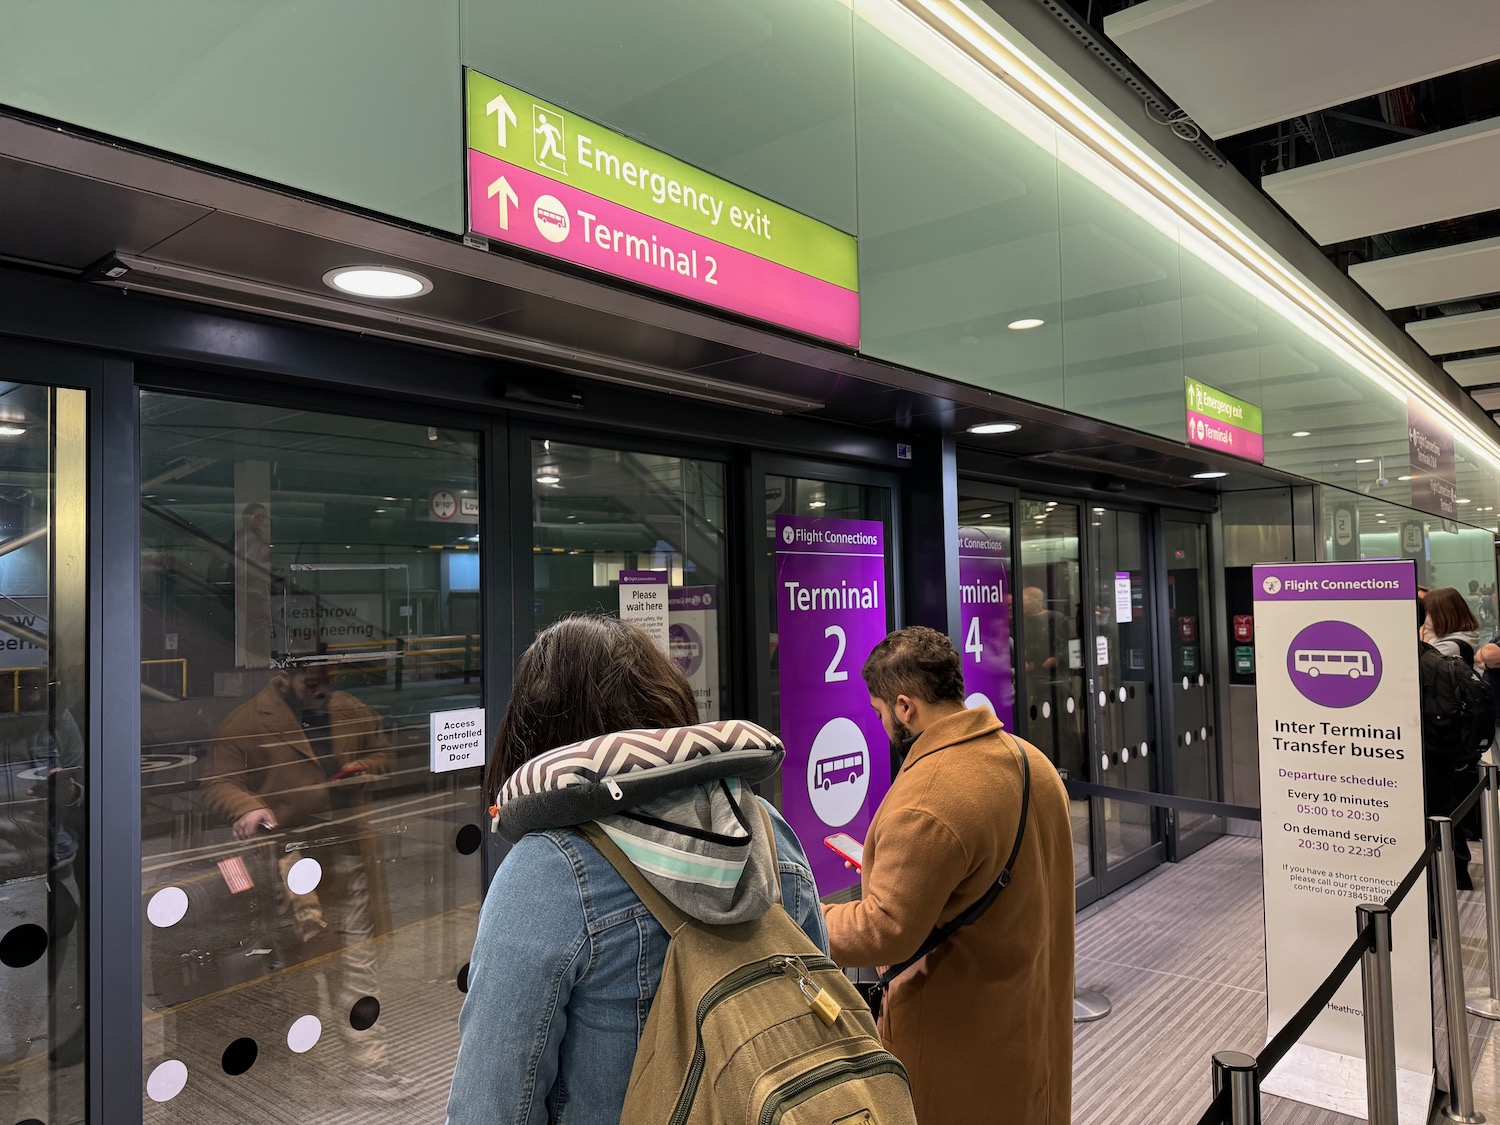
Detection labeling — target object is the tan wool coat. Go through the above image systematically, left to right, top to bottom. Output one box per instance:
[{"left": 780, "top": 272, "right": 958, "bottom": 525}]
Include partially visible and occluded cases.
[
  {"left": 201, "top": 680, "right": 394, "bottom": 831},
  {"left": 824, "top": 707, "right": 1074, "bottom": 1124}
]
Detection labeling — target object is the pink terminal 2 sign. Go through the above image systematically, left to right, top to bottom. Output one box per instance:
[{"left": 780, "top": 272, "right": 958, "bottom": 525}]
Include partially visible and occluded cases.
[{"left": 465, "top": 71, "right": 859, "bottom": 348}]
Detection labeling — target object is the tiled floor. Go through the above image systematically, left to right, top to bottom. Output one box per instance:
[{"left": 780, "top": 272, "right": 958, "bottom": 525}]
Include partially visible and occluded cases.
[{"left": 1073, "top": 832, "right": 1500, "bottom": 1124}]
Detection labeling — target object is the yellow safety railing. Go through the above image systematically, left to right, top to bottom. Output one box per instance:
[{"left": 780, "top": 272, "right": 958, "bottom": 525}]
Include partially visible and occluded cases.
[{"left": 3, "top": 658, "right": 189, "bottom": 709}]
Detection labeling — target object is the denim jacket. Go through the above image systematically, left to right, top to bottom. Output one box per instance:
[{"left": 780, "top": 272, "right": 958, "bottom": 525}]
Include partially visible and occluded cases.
[{"left": 446, "top": 799, "right": 828, "bottom": 1125}]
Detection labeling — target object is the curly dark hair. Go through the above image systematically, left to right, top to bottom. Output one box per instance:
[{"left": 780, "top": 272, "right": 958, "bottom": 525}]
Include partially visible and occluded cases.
[
  {"left": 485, "top": 614, "right": 699, "bottom": 801},
  {"left": 861, "top": 625, "right": 966, "bottom": 708}
]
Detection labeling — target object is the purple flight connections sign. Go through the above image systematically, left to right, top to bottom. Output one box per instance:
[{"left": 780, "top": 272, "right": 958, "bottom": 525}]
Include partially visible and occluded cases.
[
  {"left": 775, "top": 515, "right": 890, "bottom": 896},
  {"left": 957, "top": 525, "right": 1014, "bottom": 730}
]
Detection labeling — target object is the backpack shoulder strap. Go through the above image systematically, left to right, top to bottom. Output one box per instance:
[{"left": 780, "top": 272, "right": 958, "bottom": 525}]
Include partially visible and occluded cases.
[
  {"left": 1456, "top": 640, "right": 1477, "bottom": 666},
  {"left": 577, "top": 821, "right": 694, "bottom": 936}
]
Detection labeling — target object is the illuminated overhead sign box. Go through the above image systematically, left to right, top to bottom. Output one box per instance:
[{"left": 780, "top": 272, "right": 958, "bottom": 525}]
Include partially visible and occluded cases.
[
  {"left": 464, "top": 70, "right": 859, "bottom": 347},
  {"left": 1185, "top": 377, "right": 1264, "bottom": 463}
]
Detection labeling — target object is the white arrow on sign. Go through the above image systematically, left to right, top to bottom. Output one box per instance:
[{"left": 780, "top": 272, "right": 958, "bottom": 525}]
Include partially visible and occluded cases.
[
  {"left": 486, "top": 94, "right": 517, "bottom": 148},
  {"left": 487, "top": 177, "right": 519, "bottom": 230}
]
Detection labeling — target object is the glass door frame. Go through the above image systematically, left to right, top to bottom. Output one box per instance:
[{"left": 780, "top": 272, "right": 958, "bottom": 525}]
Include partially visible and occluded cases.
[
  {"left": 746, "top": 452, "right": 903, "bottom": 775},
  {"left": 1157, "top": 506, "right": 1225, "bottom": 863}
]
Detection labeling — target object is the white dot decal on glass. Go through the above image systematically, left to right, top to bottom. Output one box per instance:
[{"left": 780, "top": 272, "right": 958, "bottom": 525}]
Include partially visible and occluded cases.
[
  {"left": 1198, "top": 675, "right": 1205, "bottom": 687},
  {"left": 1182, "top": 677, "right": 1190, "bottom": 691},
  {"left": 1118, "top": 687, "right": 1127, "bottom": 703},
  {"left": 1097, "top": 691, "right": 1106, "bottom": 708},
  {"left": 1066, "top": 697, "right": 1076, "bottom": 714},
  {"left": 1042, "top": 701, "right": 1051, "bottom": 719},
  {"left": 1200, "top": 726, "right": 1208, "bottom": 740},
  {"left": 1185, "top": 731, "right": 1193, "bottom": 746},
  {"left": 1140, "top": 742, "right": 1149, "bottom": 757},
  {"left": 1120, "top": 748, "right": 1130, "bottom": 764},
  {"left": 1100, "top": 754, "right": 1109, "bottom": 772},
  {"left": 286, "top": 858, "right": 322, "bottom": 897},
  {"left": 147, "top": 887, "right": 189, "bottom": 929},
  {"left": 287, "top": 1014, "right": 323, "bottom": 1054},
  {"left": 147, "top": 1059, "right": 188, "bottom": 1102}
]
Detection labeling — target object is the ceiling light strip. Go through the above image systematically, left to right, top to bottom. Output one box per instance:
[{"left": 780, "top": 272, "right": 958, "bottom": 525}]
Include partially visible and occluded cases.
[{"left": 899, "top": 0, "right": 1500, "bottom": 474}]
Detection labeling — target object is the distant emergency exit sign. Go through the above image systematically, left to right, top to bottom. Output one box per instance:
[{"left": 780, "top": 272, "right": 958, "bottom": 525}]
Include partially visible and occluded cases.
[{"left": 463, "top": 69, "right": 859, "bottom": 347}]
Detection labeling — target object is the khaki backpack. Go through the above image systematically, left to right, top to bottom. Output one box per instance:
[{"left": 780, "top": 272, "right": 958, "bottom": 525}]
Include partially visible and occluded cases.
[{"left": 579, "top": 810, "right": 917, "bottom": 1125}]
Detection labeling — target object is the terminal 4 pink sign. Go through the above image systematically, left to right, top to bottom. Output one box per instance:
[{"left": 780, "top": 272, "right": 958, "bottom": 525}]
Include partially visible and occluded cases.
[
  {"left": 465, "top": 71, "right": 860, "bottom": 348},
  {"left": 1185, "top": 378, "right": 1264, "bottom": 463}
]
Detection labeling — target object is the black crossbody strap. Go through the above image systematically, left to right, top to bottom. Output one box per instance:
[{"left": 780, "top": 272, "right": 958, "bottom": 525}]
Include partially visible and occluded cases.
[{"left": 869, "top": 734, "right": 1030, "bottom": 1016}]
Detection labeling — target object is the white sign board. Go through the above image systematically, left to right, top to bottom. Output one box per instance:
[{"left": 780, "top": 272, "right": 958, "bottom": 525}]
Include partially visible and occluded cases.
[
  {"left": 1253, "top": 561, "right": 1431, "bottom": 1123},
  {"left": 619, "top": 570, "right": 670, "bottom": 654},
  {"left": 1114, "top": 571, "right": 1132, "bottom": 622},
  {"left": 669, "top": 586, "right": 720, "bottom": 721},
  {"left": 431, "top": 708, "right": 486, "bottom": 773}
]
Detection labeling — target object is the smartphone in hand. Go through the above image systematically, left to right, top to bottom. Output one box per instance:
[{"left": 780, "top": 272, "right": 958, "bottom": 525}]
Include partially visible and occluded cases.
[
  {"left": 328, "top": 762, "right": 368, "bottom": 782},
  {"left": 824, "top": 833, "right": 865, "bottom": 870}
]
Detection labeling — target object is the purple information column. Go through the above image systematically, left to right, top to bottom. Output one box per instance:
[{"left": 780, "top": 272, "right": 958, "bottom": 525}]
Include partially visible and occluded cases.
[
  {"left": 774, "top": 515, "right": 891, "bottom": 896},
  {"left": 957, "top": 526, "right": 1014, "bottom": 730}
]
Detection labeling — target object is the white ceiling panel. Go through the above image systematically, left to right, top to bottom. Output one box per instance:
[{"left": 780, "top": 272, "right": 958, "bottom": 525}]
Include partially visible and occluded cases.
[
  {"left": 1103, "top": 0, "right": 1500, "bottom": 139},
  {"left": 1263, "top": 119, "right": 1500, "bottom": 244},
  {"left": 1350, "top": 235, "right": 1500, "bottom": 309},
  {"left": 1407, "top": 307, "right": 1500, "bottom": 355},
  {"left": 1446, "top": 355, "right": 1500, "bottom": 387},
  {"left": 1470, "top": 388, "right": 1500, "bottom": 411}
]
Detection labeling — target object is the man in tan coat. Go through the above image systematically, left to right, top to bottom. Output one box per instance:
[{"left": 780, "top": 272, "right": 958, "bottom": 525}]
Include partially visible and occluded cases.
[
  {"left": 824, "top": 627, "right": 1074, "bottom": 1123},
  {"left": 201, "top": 661, "right": 409, "bottom": 1095}
]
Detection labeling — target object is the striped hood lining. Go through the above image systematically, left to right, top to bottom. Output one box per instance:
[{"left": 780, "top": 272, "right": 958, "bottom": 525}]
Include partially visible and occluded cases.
[{"left": 493, "top": 720, "right": 784, "bottom": 844}]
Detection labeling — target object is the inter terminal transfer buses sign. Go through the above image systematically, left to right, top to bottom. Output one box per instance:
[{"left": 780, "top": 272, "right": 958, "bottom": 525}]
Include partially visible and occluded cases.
[
  {"left": 464, "top": 70, "right": 860, "bottom": 347},
  {"left": 1252, "top": 560, "right": 1431, "bottom": 1123}
]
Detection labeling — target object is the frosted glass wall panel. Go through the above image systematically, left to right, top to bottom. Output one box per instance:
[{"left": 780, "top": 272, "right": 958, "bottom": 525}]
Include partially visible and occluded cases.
[
  {"left": 0, "top": 0, "right": 462, "bottom": 231},
  {"left": 463, "top": 0, "right": 857, "bottom": 232},
  {"left": 852, "top": 0, "right": 1064, "bottom": 405},
  {"left": 1056, "top": 137, "right": 1184, "bottom": 440},
  {"left": 1178, "top": 232, "right": 1263, "bottom": 411}
]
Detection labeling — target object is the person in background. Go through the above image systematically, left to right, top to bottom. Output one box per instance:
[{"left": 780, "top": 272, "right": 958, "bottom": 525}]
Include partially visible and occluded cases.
[
  {"left": 1418, "top": 595, "right": 1482, "bottom": 889},
  {"left": 447, "top": 617, "right": 826, "bottom": 1125},
  {"left": 823, "top": 627, "right": 1073, "bottom": 1123}
]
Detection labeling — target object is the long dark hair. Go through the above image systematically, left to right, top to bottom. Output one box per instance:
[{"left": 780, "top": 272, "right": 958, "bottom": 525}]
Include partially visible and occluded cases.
[
  {"left": 1425, "top": 586, "right": 1478, "bottom": 639},
  {"left": 485, "top": 615, "right": 699, "bottom": 800}
]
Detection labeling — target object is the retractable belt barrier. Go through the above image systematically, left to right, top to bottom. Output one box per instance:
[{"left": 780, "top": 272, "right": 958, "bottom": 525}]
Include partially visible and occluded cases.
[
  {"left": 1186, "top": 769, "right": 1494, "bottom": 1125},
  {"left": 1062, "top": 778, "right": 1261, "bottom": 823}
]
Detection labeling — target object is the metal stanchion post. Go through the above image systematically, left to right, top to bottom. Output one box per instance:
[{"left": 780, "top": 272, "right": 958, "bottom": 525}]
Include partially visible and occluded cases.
[
  {"left": 1469, "top": 762, "right": 1500, "bottom": 1021},
  {"left": 1433, "top": 817, "right": 1486, "bottom": 1123},
  {"left": 1357, "top": 904, "right": 1400, "bottom": 1125},
  {"left": 1074, "top": 989, "right": 1112, "bottom": 1022},
  {"left": 1211, "top": 1051, "right": 1260, "bottom": 1125}
]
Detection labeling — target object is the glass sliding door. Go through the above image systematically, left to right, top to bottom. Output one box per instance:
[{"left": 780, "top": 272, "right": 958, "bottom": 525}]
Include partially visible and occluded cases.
[
  {"left": 0, "top": 383, "right": 88, "bottom": 1125},
  {"left": 139, "top": 394, "right": 484, "bottom": 1124},
  {"left": 1017, "top": 498, "right": 1091, "bottom": 889},
  {"left": 1088, "top": 507, "right": 1164, "bottom": 889},
  {"left": 1163, "top": 515, "right": 1221, "bottom": 857}
]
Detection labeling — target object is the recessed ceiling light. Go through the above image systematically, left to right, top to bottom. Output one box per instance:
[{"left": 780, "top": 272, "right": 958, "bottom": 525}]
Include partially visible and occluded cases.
[
  {"left": 323, "top": 265, "right": 432, "bottom": 299},
  {"left": 1007, "top": 318, "right": 1045, "bottom": 331},
  {"left": 968, "top": 421, "right": 1022, "bottom": 435},
  {"left": 0, "top": 425, "right": 26, "bottom": 437},
  {"left": 1291, "top": 431, "right": 1311, "bottom": 438},
  {"left": 1354, "top": 458, "right": 1374, "bottom": 464},
  {"left": 1193, "top": 471, "right": 1228, "bottom": 479},
  {"left": 535, "top": 474, "right": 561, "bottom": 485},
  {"left": 1397, "top": 475, "right": 1413, "bottom": 482},
  {"left": 1458, "top": 498, "right": 1473, "bottom": 504},
  {"left": 809, "top": 500, "right": 826, "bottom": 509},
  {"left": 373, "top": 508, "right": 387, "bottom": 514},
  {"left": 981, "top": 513, "right": 992, "bottom": 519},
  {"left": 1377, "top": 519, "right": 1387, "bottom": 524}
]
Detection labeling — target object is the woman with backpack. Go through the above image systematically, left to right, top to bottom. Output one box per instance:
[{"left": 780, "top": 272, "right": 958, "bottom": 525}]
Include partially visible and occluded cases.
[
  {"left": 1422, "top": 586, "right": 1483, "bottom": 659},
  {"left": 445, "top": 615, "right": 835, "bottom": 1124}
]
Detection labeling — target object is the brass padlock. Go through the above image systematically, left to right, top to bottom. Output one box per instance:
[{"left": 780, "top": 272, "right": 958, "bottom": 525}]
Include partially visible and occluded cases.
[{"left": 803, "top": 983, "right": 842, "bottom": 1027}]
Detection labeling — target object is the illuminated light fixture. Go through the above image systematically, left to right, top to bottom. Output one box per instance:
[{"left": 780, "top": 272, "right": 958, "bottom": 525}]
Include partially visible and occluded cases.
[
  {"left": 890, "top": 0, "right": 1500, "bottom": 475},
  {"left": 323, "top": 265, "right": 432, "bottom": 299},
  {"left": 1007, "top": 318, "right": 1045, "bottom": 330},
  {"left": 968, "top": 421, "right": 1022, "bottom": 435},
  {"left": 0, "top": 425, "right": 25, "bottom": 437},
  {"left": 1291, "top": 431, "right": 1312, "bottom": 438},
  {"left": 1354, "top": 458, "right": 1374, "bottom": 465},
  {"left": 1192, "top": 471, "right": 1228, "bottom": 479},
  {"left": 535, "top": 473, "right": 561, "bottom": 485},
  {"left": 1397, "top": 475, "right": 1413, "bottom": 481},
  {"left": 1458, "top": 498, "right": 1473, "bottom": 504},
  {"left": 809, "top": 500, "right": 827, "bottom": 509},
  {"left": 373, "top": 508, "right": 387, "bottom": 514},
  {"left": 981, "top": 512, "right": 992, "bottom": 518},
  {"left": 1377, "top": 519, "right": 1387, "bottom": 524}
]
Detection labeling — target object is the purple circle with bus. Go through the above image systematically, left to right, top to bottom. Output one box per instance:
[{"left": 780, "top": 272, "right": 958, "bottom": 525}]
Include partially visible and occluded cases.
[
  {"left": 1286, "top": 621, "right": 1381, "bottom": 708},
  {"left": 669, "top": 623, "right": 703, "bottom": 677}
]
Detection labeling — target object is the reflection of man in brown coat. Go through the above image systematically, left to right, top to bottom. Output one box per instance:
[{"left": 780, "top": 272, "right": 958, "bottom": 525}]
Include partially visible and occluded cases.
[
  {"left": 824, "top": 627, "right": 1074, "bottom": 1124},
  {"left": 201, "top": 664, "right": 409, "bottom": 1092}
]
